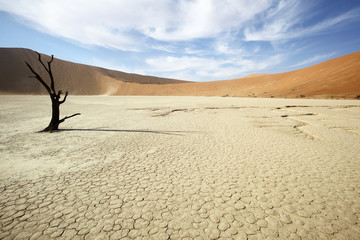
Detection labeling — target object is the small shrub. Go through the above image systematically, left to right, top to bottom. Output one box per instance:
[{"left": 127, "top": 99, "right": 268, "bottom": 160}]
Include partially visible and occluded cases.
[{"left": 356, "top": 95, "right": 360, "bottom": 100}]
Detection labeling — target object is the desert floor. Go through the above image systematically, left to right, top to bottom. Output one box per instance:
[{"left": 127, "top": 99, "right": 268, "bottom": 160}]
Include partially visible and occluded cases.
[{"left": 0, "top": 95, "right": 360, "bottom": 240}]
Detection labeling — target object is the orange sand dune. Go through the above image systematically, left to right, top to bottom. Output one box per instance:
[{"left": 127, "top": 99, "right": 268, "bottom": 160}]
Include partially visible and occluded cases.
[{"left": 1, "top": 48, "right": 359, "bottom": 98}]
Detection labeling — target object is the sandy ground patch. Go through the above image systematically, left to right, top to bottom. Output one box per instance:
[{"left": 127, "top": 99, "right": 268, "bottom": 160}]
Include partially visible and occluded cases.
[{"left": 0, "top": 96, "right": 360, "bottom": 239}]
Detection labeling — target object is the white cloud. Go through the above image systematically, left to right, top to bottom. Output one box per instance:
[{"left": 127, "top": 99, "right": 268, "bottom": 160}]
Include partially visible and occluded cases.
[
  {"left": 0, "top": 0, "right": 271, "bottom": 50},
  {"left": 1, "top": 0, "right": 358, "bottom": 81},
  {"left": 1, "top": 0, "right": 357, "bottom": 53},
  {"left": 1, "top": 0, "right": 358, "bottom": 51},
  {"left": 143, "top": 0, "right": 272, "bottom": 41},
  {"left": 214, "top": 39, "right": 242, "bottom": 56},
  {"left": 145, "top": 54, "right": 283, "bottom": 81},
  {"left": 146, "top": 56, "right": 220, "bottom": 72},
  {"left": 90, "top": 58, "right": 137, "bottom": 74}
]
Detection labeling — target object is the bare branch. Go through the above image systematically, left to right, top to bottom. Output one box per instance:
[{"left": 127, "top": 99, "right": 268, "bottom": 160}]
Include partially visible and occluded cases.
[
  {"left": 35, "top": 51, "right": 49, "bottom": 74},
  {"left": 35, "top": 51, "right": 56, "bottom": 94},
  {"left": 48, "top": 55, "right": 56, "bottom": 93},
  {"left": 49, "top": 55, "right": 54, "bottom": 64},
  {"left": 25, "top": 61, "right": 51, "bottom": 94},
  {"left": 57, "top": 90, "right": 63, "bottom": 99},
  {"left": 59, "top": 91, "right": 68, "bottom": 104},
  {"left": 59, "top": 113, "right": 81, "bottom": 123}
]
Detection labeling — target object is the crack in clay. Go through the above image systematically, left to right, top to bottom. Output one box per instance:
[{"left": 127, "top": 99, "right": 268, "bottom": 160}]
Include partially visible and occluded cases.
[
  {"left": 1, "top": 96, "right": 359, "bottom": 240},
  {"left": 133, "top": 105, "right": 351, "bottom": 141},
  {"left": 281, "top": 105, "right": 360, "bottom": 109},
  {"left": 140, "top": 106, "right": 260, "bottom": 117},
  {"left": 152, "top": 109, "right": 189, "bottom": 117},
  {"left": 281, "top": 113, "right": 318, "bottom": 118},
  {"left": 290, "top": 117, "right": 317, "bottom": 140},
  {"left": 328, "top": 126, "right": 359, "bottom": 134}
]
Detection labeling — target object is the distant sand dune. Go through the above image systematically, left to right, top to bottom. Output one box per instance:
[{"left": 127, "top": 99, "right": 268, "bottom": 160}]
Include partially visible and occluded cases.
[
  {"left": 0, "top": 48, "right": 359, "bottom": 98},
  {"left": 0, "top": 48, "right": 189, "bottom": 95}
]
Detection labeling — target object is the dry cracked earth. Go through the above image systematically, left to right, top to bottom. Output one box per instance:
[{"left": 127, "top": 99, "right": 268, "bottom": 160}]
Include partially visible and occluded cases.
[{"left": 0, "top": 96, "right": 359, "bottom": 239}]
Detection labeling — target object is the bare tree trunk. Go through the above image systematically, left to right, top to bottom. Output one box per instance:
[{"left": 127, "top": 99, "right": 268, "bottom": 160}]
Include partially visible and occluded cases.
[
  {"left": 25, "top": 52, "right": 80, "bottom": 132},
  {"left": 43, "top": 97, "right": 60, "bottom": 132}
]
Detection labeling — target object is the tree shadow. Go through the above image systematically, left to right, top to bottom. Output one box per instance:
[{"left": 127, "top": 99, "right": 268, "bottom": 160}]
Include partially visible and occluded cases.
[{"left": 56, "top": 128, "right": 192, "bottom": 136}]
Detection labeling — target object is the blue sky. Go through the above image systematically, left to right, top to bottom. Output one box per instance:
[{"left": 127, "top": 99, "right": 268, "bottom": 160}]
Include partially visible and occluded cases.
[{"left": 1, "top": 0, "right": 360, "bottom": 82}]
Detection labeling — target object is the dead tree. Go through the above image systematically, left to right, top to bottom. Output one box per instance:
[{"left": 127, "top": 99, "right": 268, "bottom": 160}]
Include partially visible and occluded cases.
[{"left": 25, "top": 52, "right": 80, "bottom": 132}]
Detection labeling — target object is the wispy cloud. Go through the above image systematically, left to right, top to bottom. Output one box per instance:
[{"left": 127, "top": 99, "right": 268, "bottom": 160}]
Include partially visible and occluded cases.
[
  {"left": 0, "top": 0, "right": 271, "bottom": 50},
  {"left": 1, "top": 0, "right": 359, "bottom": 81},
  {"left": 1, "top": 0, "right": 358, "bottom": 51},
  {"left": 143, "top": 0, "right": 272, "bottom": 41},
  {"left": 244, "top": 1, "right": 360, "bottom": 42},
  {"left": 291, "top": 52, "right": 337, "bottom": 68},
  {"left": 145, "top": 54, "right": 283, "bottom": 81}
]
